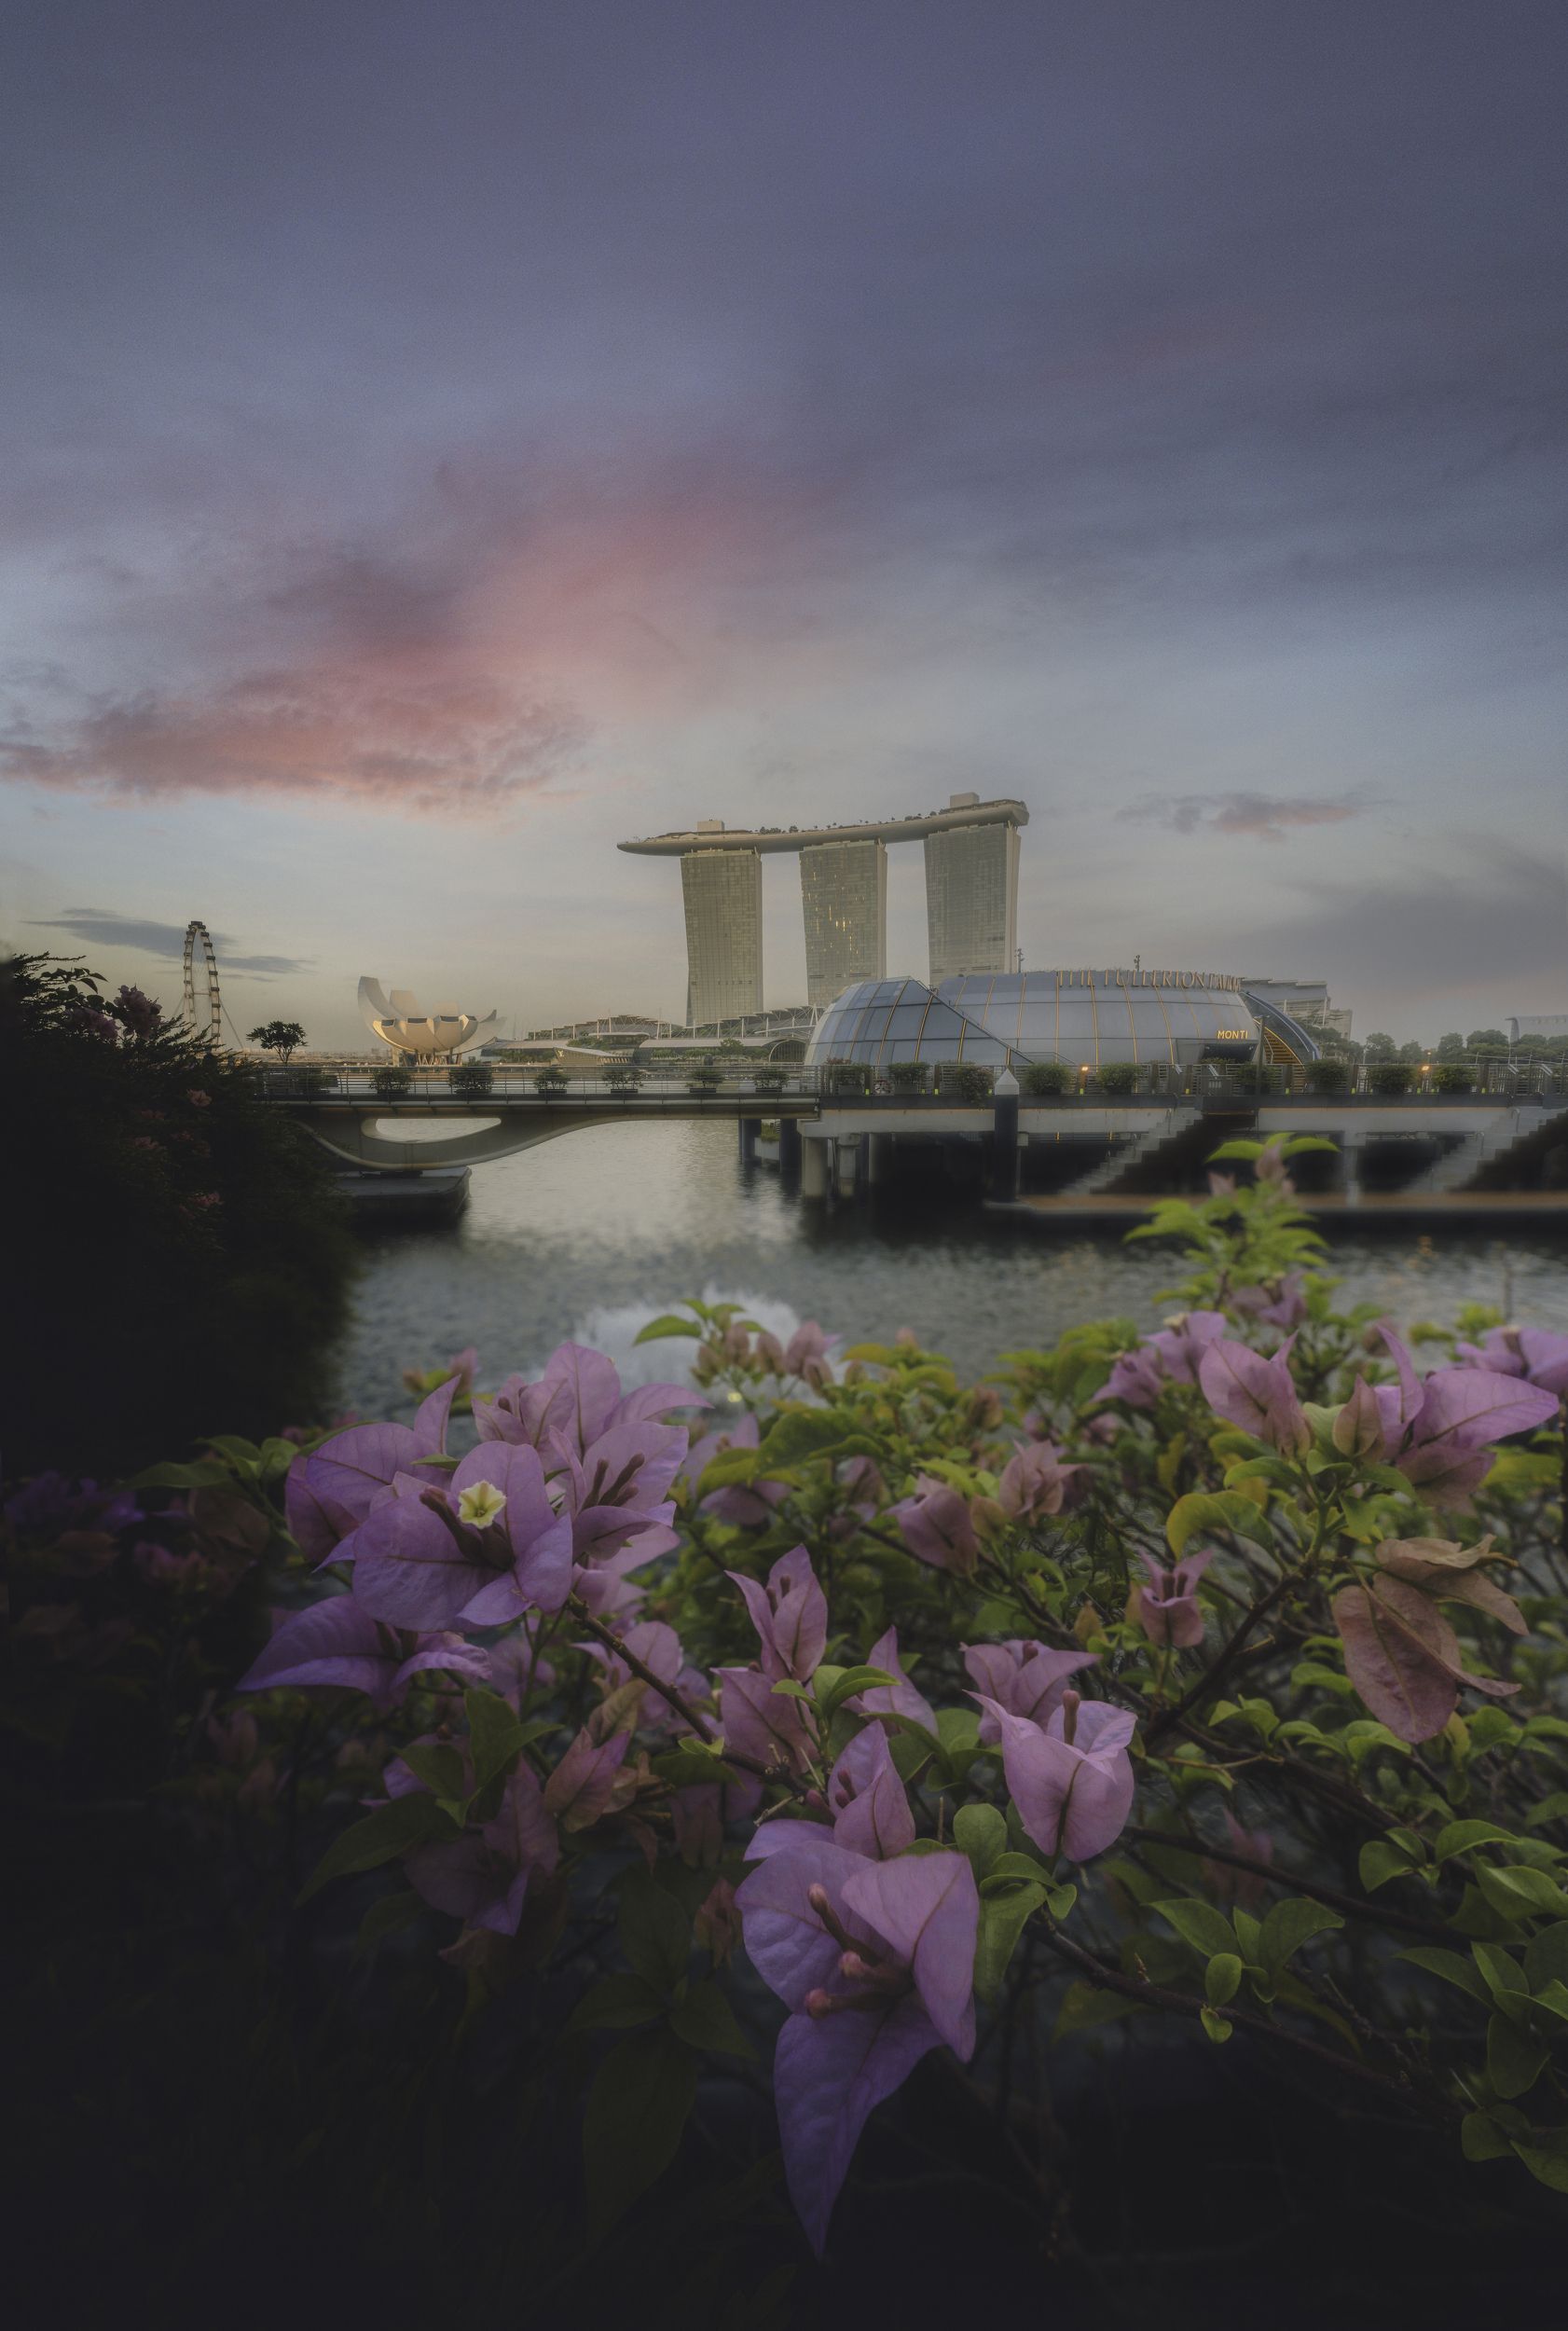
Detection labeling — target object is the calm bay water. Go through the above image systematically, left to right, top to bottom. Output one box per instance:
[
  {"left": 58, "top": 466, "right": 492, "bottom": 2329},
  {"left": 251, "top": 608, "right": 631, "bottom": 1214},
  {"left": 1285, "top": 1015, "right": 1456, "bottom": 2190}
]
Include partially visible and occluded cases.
[{"left": 329, "top": 1121, "right": 1568, "bottom": 1419}]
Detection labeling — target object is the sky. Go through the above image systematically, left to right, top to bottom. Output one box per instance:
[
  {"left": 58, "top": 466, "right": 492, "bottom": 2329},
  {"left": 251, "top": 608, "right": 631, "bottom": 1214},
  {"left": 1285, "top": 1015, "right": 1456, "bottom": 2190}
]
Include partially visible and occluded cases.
[{"left": 2, "top": 0, "right": 1565, "bottom": 1048}]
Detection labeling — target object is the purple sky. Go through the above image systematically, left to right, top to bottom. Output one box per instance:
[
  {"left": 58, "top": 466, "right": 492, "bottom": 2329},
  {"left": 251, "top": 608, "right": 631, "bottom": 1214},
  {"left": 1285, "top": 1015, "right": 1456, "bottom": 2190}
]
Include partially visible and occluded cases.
[{"left": 3, "top": 0, "right": 1565, "bottom": 1044}]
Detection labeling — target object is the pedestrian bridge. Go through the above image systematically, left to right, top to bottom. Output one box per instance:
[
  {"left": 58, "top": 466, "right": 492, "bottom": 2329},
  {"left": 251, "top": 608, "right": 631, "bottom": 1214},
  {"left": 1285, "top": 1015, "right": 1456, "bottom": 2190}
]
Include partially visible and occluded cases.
[{"left": 272, "top": 1083, "right": 819, "bottom": 1171}]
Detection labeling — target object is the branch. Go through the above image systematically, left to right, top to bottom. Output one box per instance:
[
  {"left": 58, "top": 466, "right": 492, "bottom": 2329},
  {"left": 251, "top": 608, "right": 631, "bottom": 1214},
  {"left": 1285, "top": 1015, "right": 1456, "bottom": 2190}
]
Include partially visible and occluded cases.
[
  {"left": 1146, "top": 1565, "right": 1301, "bottom": 1746},
  {"left": 566, "top": 1596, "right": 814, "bottom": 1800},
  {"left": 1123, "top": 1825, "right": 1451, "bottom": 1942},
  {"left": 1036, "top": 1926, "right": 1454, "bottom": 2126}
]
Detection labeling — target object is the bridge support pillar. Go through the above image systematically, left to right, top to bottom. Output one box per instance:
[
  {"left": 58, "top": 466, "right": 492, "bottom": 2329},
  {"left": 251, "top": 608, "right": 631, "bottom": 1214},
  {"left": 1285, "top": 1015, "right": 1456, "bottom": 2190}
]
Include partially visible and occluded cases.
[
  {"left": 991, "top": 1070, "right": 1021, "bottom": 1201},
  {"left": 738, "top": 1115, "right": 762, "bottom": 1162},
  {"left": 778, "top": 1116, "right": 802, "bottom": 1175},
  {"left": 867, "top": 1132, "right": 892, "bottom": 1187},
  {"left": 800, "top": 1134, "right": 828, "bottom": 1200},
  {"left": 1342, "top": 1134, "right": 1363, "bottom": 1207},
  {"left": 834, "top": 1138, "right": 860, "bottom": 1199}
]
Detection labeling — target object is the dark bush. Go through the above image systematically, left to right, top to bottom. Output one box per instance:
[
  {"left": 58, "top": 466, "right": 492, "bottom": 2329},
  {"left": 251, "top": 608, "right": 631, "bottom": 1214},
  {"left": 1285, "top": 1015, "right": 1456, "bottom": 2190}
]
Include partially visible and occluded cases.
[
  {"left": 2, "top": 955, "right": 354, "bottom": 1476},
  {"left": 1306, "top": 1057, "right": 1349, "bottom": 1092},
  {"left": 887, "top": 1060, "right": 928, "bottom": 1094},
  {"left": 1021, "top": 1060, "right": 1069, "bottom": 1097},
  {"left": 1095, "top": 1061, "right": 1140, "bottom": 1096},
  {"left": 937, "top": 1062, "right": 993, "bottom": 1103},
  {"left": 1368, "top": 1062, "right": 1415, "bottom": 1096},
  {"left": 370, "top": 1063, "right": 412, "bottom": 1097},
  {"left": 1431, "top": 1063, "right": 1474, "bottom": 1095},
  {"left": 533, "top": 1064, "right": 569, "bottom": 1096}
]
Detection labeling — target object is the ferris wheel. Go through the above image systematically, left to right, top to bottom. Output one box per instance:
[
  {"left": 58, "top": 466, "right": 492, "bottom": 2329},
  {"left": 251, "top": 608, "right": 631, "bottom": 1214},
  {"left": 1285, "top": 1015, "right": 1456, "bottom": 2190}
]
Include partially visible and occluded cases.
[{"left": 181, "top": 920, "right": 223, "bottom": 1049}]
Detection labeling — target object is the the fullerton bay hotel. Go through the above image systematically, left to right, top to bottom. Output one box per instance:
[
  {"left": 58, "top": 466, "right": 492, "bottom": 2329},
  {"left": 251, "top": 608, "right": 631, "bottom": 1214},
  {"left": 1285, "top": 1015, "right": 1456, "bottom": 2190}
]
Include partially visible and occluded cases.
[{"left": 618, "top": 794, "right": 1336, "bottom": 1072}]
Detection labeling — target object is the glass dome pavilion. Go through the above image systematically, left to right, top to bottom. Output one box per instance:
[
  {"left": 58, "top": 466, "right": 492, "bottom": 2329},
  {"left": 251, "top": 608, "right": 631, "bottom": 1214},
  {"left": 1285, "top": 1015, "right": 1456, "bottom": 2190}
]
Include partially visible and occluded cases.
[{"left": 805, "top": 971, "right": 1321, "bottom": 1074}]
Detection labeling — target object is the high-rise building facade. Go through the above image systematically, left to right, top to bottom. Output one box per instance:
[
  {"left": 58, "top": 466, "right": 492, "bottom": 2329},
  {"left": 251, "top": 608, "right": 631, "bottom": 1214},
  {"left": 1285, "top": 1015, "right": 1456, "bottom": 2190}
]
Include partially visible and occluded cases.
[
  {"left": 924, "top": 808, "right": 1021, "bottom": 982},
  {"left": 799, "top": 839, "right": 887, "bottom": 1007},
  {"left": 680, "top": 848, "right": 763, "bottom": 1028}
]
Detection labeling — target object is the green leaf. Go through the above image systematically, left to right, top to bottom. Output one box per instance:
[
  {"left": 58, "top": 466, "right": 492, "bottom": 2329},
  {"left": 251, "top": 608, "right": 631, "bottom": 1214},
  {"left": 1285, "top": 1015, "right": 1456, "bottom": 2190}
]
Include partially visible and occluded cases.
[
  {"left": 633, "top": 1315, "right": 701, "bottom": 1344},
  {"left": 752, "top": 1409, "right": 859, "bottom": 1476},
  {"left": 199, "top": 1434, "right": 262, "bottom": 1466},
  {"left": 696, "top": 1448, "right": 761, "bottom": 1492},
  {"left": 131, "top": 1457, "right": 231, "bottom": 1489},
  {"left": 1165, "top": 1491, "right": 1272, "bottom": 1556},
  {"left": 817, "top": 1665, "right": 896, "bottom": 1720},
  {"left": 465, "top": 1686, "right": 527, "bottom": 1787},
  {"left": 395, "top": 1741, "right": 468, "bottom": 1800},
  {"left": 652, "top": 1746, "right": 728, "bottom": 1788},
  {"left": 297, "top": 1791, "right": 456, "bottom": 1903},
  {"left": 953, "top": 1802, "right": 1008, "bottom": 1879},
  {"left": 1434, "top": 1819, "right": 1525, "bottom": 1863},
  {"left": 1359, "top": 1839, "right": 1418, "bottom": 1893},
  {"left": 987, "top": 1850, "right": 1052, "bottom": 1886},
  {"left": 1475, "top": 1865, "right": 1568, "bottom": 1922},
  {"left": 618, "top": 1870, "right": 691, "bottom": 1995},
  {"left": 975, "top": 1883, "right": 1047, "bottom": 2001},
  {"left": 351, "top": 1889, "right": 425, "bottom": 1961},
  {"left": 1258, "top": 1897, "right": 1344, "bottom": 1979},
  {"left": 1155, "top": 1899, "right": 1239, "bottom": 1961},
  {"left": 1523, "top": 1921, "right": 1568, "bottom": 1995},
  {"left": 1471, "top": 1942, "right": 1532, "bottom": 2022},
  {"left": 1397, "top": 1946, "right": 1492, "bottom": 2006},
  {"left": 1205, "top": 1952, "right": 1244, "bottom": 2007},
  {"left": 563, "top": 1973, "right": 664, "bottom": 2037},
  {"left": 667, "top": 1979, "right": 753, "bottom": 2059},
  {"left": 1053, "top": 1980, "right": 1144, "bottom": 2036},
  {"left": 1200, "top": 2007, "right": 1233, "bottom": 2042},
  {"left": 1487, "top": 2013, "right": 1547, "bottom": 2101},
  {"left": 583, "top": 2028, "right": 698, "bottom": 2237},
  {"left": 1461, "top": 2112, "right": 1517, "bottom": 2162},
  {"left": 1514, "top": 2141, "right": 1568, "bottom": 2193}
]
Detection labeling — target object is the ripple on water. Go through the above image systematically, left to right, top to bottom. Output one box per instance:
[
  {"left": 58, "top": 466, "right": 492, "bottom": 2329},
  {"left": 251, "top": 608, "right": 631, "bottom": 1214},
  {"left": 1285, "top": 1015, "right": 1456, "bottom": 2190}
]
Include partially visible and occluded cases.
[{"left": 329, "top": 1121, "right": 1568, "bottom": 1418}]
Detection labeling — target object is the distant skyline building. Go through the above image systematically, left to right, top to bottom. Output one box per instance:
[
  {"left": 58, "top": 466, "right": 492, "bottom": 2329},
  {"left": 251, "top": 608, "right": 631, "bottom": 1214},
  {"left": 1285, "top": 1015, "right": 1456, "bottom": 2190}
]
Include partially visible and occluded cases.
[
  {"left": 620, "top": 793, "right": 1028, "bottom": 1025},
  {"left": 924, "top": 798, "right": 1021, "bottom": 982},
  {"left": 799, "top": 838, "right": 887, "bottom": 1006},
  {"left": 681, "top": 848, "right": 763, "bottom": 1028}
]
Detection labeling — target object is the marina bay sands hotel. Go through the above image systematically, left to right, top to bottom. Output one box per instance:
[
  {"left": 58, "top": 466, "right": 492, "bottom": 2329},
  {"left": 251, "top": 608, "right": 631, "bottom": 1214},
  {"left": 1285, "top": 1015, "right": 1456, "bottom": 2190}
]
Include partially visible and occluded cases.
[{"left": 619, "top": 793, "right": 1028, "bottom": 1028}]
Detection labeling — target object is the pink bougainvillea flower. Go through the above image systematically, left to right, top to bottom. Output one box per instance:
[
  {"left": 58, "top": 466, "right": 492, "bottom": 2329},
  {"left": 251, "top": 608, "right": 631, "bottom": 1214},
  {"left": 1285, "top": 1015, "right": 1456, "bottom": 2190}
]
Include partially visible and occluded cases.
[
  {"left": 1231, "top": 1274, "right": 1309, "bottom": 1333},
  {"left": 1098, "top": 1312, "right": 1228, "bottom": 1409},
  {"left": 783, "top": 1320, "right": 834, "bottom": 1388},
  {"left": 1362, "top": 1324, "right": 1560, "bottom": 1506},
  {"left": 1454, "top": 1324, "right": 1568, "bottom": 1397},
  {"left": 1198, "top": 1336, "right": 1312, "bottom": 1454},
  {"left": 475, "top": 1341, "right": 703, "bottom": 1456},
  {"left": 284, "top": 1376, "right": 460, "bottom": 1565},
  {"left": 681, "top": 1411, "right": 790, "bottom": 1527},
  {"left": 996, "top": 1440, "right": 1084, "bottom": 1521},
  {"left": 350, "top": 1442, "right": 574, "bottom": 1632},
  {"left": 891, "top": 1476, "right": 980, "bottom": 1575},
  {"left": 1373, "top": 1535, "right": 1526, "bottom": 1634},
  {"left": 728, "top": 1546, "right": 828, "bottom": 1684},
  {"left": 1135, "top": 1549, "right": 1214, "bottom": 1648},
  {"left": 238, "top": 1594, "right": 490, "bottom": 1710},
  {"left": 846, "top": 1626, "right": 936, "bottom": 1733},
  {"left": 962, "top": 1640, "right": 1096, "bottom": 1741},
  {"left": 716, "top": 1663, "right": 816, "bottom": 1773},
  {"left": 978, "top": 1690, "right": 1137, "bottom": 1861},
  {"left": 828, "top": 1723, "right": 915, "bottom": 1859},
  {"left": 542, "top": 1724, "right": 633, "bottom": 1829},
  {"left": 404, "top": 1763, "right": 560, "bottom": 1937},
  {"left": 736, "top": 1839, "right": 978, "bottom": 2254}
]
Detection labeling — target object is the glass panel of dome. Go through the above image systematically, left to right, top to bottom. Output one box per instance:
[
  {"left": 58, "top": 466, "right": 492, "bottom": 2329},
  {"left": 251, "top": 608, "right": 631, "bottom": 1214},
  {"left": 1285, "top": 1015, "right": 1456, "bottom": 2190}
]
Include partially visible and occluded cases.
[
  {"left": 872, "top": 981, "right": 902, "bottom": 1004},
  {"left": 887, "top": 1004, "right": 927, "bottom": 1038},
  {"left": 920, "top": 1005, "right": 965, "bottom": 1041},
  {"left": 859, "top": 1006, "right": 893, "bottom": 1038},
  {"left": 961, "top": 1036, "right": 1007, "bottom": 1064},
  {"left": 887, "top": 1040, "right": 919, "bottom": 1061}
]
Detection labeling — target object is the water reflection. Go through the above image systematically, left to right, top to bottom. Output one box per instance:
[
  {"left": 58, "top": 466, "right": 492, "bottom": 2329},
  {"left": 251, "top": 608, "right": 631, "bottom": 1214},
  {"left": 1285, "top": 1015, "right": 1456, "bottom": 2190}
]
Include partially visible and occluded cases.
[{"left": 331, "top": 1122, "right": 1568, "bottom": 1417}]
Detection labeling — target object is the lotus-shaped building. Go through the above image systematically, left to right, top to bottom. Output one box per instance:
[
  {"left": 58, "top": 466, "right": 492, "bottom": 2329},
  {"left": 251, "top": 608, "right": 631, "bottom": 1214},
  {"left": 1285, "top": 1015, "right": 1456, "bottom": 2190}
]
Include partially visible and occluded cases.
[{"left": 358, "top": 977, "right": 499, "bottom": 1060}]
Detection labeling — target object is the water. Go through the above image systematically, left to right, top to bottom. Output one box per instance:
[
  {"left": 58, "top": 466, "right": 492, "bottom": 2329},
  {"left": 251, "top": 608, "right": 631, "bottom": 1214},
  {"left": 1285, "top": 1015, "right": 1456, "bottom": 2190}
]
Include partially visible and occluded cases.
[{"left": 329, "top": 1122, "right": 1568, "bottom": 1416}]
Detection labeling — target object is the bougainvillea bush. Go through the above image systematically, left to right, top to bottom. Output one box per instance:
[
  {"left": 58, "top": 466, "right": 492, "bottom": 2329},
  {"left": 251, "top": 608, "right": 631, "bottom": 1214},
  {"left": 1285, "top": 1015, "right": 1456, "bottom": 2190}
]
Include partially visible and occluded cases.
[{"left": 7, "top": 1139, "right": 1568, "bottom": 2318}]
